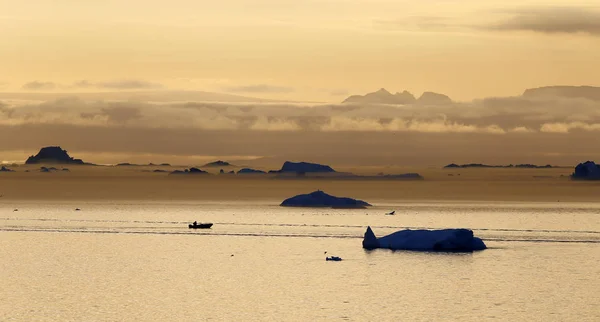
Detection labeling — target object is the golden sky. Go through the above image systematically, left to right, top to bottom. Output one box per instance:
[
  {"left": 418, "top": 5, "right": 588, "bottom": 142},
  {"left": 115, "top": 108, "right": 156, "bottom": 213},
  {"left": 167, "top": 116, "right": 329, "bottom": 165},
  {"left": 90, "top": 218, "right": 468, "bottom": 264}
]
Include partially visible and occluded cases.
[{"left": 1, "top": 0, "right": 599, "bottom": 101}]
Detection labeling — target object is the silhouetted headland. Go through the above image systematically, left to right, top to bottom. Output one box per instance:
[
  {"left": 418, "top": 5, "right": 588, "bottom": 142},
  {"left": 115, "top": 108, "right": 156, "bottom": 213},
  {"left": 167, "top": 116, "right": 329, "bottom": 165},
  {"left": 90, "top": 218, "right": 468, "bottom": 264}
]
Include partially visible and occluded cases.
[
  {"left": 25, "top": 146, "right": 86, "bottom": 165},
  {"left": 280, "top": 190, "right": 371, "bottom": 208},
  {"left": 362, "top": 226, "right": 486, "bottom": 252}
]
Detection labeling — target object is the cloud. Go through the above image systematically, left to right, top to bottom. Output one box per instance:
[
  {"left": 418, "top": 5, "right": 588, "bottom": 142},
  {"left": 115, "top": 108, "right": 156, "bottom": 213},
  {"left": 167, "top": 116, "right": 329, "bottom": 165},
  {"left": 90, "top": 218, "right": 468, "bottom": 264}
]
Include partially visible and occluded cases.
[
  {"left": 486, "top": 7, "right": 600, "bottom": 35},
  {"left": 374, "top": 16, "right": 457, "bottom": 32},
  {"left": 74, "top": 79, "right": 164, "bottom": 89},
  {"left": 22, "top": 81, "right": 56, "bottom": 91},
  {"left": 224, "top": 84, "right": 294, "bottom": 93},
  {"left": 3, "top": 91, "right": 600, "bottom": 136},
  {"left": 540, "top": 122, "right": 600, "bottom": 133}
]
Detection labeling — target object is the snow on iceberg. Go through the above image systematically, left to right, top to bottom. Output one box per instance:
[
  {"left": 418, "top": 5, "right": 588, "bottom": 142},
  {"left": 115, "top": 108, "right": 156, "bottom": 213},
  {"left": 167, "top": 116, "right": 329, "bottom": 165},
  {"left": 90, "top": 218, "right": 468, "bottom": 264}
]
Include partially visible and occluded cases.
[{"left": 362, "top": 226, "right": 486, "bottom": 252}]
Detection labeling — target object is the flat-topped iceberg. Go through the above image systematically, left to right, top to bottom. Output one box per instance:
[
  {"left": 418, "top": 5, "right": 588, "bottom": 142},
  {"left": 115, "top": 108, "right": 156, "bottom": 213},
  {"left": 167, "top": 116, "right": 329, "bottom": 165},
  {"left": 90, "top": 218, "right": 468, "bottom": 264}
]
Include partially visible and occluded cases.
[
  {"left": 280, "top": 190, "right": 371, "bottom": 208},
  {"left": 362, "top": 226, "right": 486, "bottom": 252}
]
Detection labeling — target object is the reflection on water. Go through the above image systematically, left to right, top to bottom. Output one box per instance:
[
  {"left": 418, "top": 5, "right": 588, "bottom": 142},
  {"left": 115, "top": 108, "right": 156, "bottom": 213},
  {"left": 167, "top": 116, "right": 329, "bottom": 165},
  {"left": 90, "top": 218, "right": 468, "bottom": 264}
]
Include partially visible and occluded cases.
[{"left": 1, "top": 201, "right": 599, "bottom": 321}]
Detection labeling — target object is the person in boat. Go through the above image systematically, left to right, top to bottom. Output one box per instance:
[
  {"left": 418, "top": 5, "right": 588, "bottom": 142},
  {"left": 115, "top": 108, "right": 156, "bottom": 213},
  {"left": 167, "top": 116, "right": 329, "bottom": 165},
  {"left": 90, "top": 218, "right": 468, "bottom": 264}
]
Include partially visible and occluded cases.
[{"left": 193, "top": 221, "right": 197, "bottom": 226}]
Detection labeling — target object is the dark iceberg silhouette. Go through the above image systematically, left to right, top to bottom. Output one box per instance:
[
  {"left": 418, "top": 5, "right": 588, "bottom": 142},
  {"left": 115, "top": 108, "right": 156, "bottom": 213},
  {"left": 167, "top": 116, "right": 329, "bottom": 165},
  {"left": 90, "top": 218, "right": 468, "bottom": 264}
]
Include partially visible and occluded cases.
[
  {"left": 523, "top": 86, "right": 600, "bottom": 101},
  {"left": 25, "top": 146, "right": 85, "bottom": 165},
  {"left": 204, "top": 160, "right": 231, "bottom": 167},
  {"left": 273, "top": 161, "right": 336, "bottom": 173},
  {"left": 571, "top": 161, "right": 600, "bottom": 180},
  {"left": 0, "top": 166, "right": 15, "bottom": 172},
  {"left": 169, "top": 167, "right": 209, "bottom": 175},
  {"left": 237, "top": 168, "right": 266, "bottom": 174},
  {"left": 280, "top": 190, "right": 371, "bottom": 208},
  {"left": 362, "top": 226, "right": 486, "bottom": 252}
]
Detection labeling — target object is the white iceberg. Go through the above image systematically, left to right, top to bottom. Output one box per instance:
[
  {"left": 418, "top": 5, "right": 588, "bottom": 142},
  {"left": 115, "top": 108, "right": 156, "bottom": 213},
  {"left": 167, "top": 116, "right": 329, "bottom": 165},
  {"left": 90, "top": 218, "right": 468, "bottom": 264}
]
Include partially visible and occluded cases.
[{"left": 362, "top": 226, "right": 486, "bottom": 252}]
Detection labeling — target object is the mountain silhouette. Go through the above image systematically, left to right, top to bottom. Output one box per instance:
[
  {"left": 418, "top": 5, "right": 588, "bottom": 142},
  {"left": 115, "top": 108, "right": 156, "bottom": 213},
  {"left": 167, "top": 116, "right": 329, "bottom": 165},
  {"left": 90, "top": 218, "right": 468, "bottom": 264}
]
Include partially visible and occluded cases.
[
  {"left": 522, "top": 86, "right": 600, "bottom": 101},
  {"left": 342, "top": 88, "right": 451, "bottom": 105}
]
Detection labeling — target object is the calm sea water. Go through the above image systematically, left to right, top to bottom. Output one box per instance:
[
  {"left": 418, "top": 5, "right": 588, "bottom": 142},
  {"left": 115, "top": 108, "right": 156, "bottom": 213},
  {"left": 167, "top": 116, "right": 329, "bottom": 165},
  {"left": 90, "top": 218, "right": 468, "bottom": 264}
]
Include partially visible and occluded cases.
[{"left": 1, "top": 200, "right": 599, "bottom": 321}]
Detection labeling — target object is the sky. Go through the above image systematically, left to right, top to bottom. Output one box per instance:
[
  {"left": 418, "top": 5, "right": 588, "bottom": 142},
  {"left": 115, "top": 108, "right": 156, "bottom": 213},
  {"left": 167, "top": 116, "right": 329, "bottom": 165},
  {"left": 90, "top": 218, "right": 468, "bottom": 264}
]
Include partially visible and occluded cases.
[
  {"left": 1, "top": 0, "right": 599, "bottom": 101},
  {"left": 1, "top": 1, "right": 600, "bottom": 166}
]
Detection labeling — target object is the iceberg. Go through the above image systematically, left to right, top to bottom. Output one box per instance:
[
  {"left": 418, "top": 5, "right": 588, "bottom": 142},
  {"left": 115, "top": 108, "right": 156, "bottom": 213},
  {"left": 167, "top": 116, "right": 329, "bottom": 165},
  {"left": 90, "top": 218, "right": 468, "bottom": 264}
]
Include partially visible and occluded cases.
[
  {"left": 280, "top": 190, "right": 371, "bottom": 208},
  {"left": 362, "top": 226, "right": 486, "bottom": 252}
]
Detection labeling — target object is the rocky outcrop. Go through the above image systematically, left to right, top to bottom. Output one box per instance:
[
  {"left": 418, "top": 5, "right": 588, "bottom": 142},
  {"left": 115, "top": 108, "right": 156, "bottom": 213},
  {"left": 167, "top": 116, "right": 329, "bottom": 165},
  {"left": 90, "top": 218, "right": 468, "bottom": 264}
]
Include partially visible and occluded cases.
[
  {"left": 25, "top": 146, "right": 85, "bottom": 165},
  {"left": 280, "top": 190, "right": 371, "bottom": 208}
]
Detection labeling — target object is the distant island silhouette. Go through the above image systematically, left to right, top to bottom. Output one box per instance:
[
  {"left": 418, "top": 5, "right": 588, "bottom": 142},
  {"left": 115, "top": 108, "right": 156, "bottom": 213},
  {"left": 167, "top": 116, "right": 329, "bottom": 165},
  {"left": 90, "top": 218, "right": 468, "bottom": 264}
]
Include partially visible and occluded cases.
[
  {"left": 342, "top": 88, "right": 452, "bottom": 105},
  {"left": 25, "top": 146, "right": 86, "bottom": 165},
  {"left": 203, "top": 160, "right": 232, "bottom": 167},
  {"left": 116, "top": 162, "right": 171, "bottom": 166},
  {"left": 444, "top": 163, "right": 559, "bottom": 169},
  {"left": 169, "top": 167, "right": 209, "bottom": 175},
  {"left": 237, "top": 168, "right": 266, "bottom": 174}
]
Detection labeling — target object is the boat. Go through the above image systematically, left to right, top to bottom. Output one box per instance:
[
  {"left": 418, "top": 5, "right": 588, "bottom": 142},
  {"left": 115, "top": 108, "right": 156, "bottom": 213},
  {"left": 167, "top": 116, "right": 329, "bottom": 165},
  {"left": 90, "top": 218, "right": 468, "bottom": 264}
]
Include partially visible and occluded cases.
[
  {"left": 188, "top": 222, "right": 213, "bottom": 229},
  {"left": 326, "top": 256, "right": 342, "bottom": 261}
]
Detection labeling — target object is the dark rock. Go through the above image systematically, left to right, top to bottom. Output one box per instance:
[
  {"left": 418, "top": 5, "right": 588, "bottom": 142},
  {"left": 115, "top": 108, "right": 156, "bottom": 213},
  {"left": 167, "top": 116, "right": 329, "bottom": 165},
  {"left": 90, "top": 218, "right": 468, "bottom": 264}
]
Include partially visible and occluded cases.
[
  {"left": 25, "top": 146, "right": 85, "bottom": 165},
  {"left": 0, "top": 166, "right": 15, "bottom": 172},
  {"left": 237, "top": 168, "right": 266, "bottom": 174},
  {"left": 153, "top": 169, "right": 168, "bottom": 173},
  {"left": 280, "top": 190, "right": 371, "bottom": 208}
]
